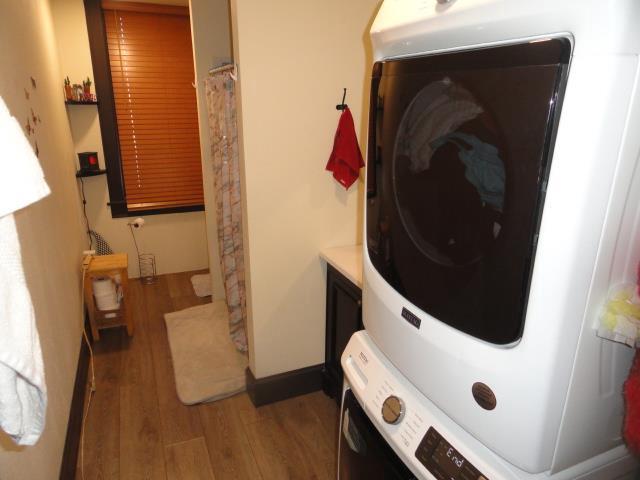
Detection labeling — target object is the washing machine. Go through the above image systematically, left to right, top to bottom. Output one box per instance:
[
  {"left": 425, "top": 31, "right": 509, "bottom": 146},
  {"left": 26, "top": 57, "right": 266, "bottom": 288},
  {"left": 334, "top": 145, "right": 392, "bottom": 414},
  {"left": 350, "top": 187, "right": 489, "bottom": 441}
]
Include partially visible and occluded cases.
[
  {"left": 338, "top": 0, "right": 640, "bottom": 478},
  {"left": 338, "top": 331, "right": 638, "bottom": 479}
]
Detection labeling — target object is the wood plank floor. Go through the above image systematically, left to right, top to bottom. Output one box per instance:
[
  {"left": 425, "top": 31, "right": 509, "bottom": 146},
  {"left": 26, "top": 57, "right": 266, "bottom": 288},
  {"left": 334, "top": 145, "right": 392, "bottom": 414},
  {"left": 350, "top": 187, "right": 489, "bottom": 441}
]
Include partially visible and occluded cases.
[{"left": 77, "top": 271, "right": 339, "bottom": 480}]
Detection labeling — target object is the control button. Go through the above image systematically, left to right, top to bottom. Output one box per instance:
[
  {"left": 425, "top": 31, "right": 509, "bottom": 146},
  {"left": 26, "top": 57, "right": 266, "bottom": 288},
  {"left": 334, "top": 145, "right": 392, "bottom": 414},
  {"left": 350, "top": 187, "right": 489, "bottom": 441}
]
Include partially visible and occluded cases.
[{"left": 381, "top": 395, "right": 405, "bottom": 425}]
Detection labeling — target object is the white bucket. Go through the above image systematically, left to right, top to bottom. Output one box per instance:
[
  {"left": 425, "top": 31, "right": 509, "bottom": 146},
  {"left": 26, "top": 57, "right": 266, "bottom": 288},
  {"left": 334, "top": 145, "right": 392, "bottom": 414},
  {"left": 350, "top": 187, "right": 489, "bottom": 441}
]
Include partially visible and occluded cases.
[{"left": 93, "top": 277, "right": 120, "bottom": 311}]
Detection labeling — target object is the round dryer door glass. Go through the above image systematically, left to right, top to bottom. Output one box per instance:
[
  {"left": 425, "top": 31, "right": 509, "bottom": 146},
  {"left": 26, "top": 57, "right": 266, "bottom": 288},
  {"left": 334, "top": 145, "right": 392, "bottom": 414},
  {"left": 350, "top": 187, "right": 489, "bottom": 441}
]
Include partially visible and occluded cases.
[{"left": 392, "top": 77, "right": 505, "bottom": 268}]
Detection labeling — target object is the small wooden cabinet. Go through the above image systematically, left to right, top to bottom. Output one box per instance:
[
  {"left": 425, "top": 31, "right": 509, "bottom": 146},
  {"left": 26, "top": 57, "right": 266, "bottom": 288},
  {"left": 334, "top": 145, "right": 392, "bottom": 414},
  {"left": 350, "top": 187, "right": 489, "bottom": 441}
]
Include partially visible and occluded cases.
[
  {"left": 83, "top": 253, "right": 133, "bottom": 341},
  {"left": 322, "top": 264, "right": 363, "bottom": 403}
]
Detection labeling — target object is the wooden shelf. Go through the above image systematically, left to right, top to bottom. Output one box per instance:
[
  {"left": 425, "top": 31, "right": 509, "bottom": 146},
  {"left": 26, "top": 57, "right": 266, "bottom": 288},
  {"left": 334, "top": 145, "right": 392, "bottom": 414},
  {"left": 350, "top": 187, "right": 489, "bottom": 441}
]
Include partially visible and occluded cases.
[
  {"left": 65, "top": 100, "right": 99, "bottom": 105},
  {"left": 76, "top": 169, "right": 107, "bottom": 178},
  {"left": 84, "top": 253, "right": 133, "bottom": 341},
  {"left": 95, "top": 304, "right": 127, "bottom": 329}
]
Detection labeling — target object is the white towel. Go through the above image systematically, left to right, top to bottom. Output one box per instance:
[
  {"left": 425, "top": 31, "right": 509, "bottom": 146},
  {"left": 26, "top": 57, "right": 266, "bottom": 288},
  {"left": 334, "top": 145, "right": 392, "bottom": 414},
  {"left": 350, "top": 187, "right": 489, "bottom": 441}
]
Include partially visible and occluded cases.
[
  {"left": 0, "top": 96, "right": 50, "bottom": 445},
  {"left": 0, "top": 99, "right": 50, "bottom": 218},
  {"left": 190, "top": 273, "right": 212, "bottom": 297}
]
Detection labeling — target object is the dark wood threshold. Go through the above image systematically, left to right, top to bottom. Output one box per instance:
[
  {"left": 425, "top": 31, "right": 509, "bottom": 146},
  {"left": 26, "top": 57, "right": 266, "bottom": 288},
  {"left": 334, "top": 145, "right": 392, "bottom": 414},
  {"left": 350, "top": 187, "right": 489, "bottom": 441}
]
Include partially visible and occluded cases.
[
  {"left": 59, "top": 335, "right": 90, "bottom": 480},
  {"left": 245, "top": 364, "right": 324, "bottom": 407}
]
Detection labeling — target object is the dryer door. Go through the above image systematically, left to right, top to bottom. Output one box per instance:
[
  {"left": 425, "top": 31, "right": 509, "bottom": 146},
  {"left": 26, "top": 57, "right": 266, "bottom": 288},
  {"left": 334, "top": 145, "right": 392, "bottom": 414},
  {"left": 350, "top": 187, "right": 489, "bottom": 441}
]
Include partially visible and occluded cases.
[
  {"left": 366, "top": 38, "right": 570, "bottom": 344},
  {"left": 339, "top": 389, "right": 417, "bottom": 480}
]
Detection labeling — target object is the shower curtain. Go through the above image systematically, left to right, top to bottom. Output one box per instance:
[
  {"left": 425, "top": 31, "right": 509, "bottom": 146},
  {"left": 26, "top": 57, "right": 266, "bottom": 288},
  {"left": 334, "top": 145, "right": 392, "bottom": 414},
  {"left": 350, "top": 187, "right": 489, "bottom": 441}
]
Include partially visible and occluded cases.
[{"left": 205, "top": 71, "right": 248, "bottom": 353}]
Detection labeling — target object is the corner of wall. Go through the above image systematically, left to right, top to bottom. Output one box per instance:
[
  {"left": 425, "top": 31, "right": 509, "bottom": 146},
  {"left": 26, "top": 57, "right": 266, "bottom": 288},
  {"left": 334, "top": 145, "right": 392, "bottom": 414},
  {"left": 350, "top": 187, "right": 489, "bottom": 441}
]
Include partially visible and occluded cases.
[{"left": 231, "top": 0, "right": 380, "bottom": 378}]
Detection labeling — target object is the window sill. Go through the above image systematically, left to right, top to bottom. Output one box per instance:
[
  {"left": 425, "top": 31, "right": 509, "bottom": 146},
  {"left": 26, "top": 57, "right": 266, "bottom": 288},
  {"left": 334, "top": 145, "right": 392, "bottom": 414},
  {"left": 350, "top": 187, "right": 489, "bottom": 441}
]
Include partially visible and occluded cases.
[{"left": 108, "top": 203, "right": 204, "bottom": 218}]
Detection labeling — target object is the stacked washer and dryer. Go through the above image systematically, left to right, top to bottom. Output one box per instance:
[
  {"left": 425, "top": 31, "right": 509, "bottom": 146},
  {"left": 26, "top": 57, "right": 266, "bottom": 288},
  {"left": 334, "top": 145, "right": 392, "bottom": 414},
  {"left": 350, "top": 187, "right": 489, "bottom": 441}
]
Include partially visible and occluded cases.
[{"left": 338, "top": 1, "right": 640, "bottom": 479}]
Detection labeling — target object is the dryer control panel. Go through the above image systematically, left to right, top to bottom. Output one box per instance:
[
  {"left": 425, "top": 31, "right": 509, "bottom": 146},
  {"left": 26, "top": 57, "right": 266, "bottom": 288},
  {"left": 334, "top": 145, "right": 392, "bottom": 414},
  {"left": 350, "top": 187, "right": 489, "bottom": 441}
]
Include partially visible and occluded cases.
[
  {"left": 341, "top": 331, "right": 506, "bottom": 479},
  {"left": 415, "top": 427, "right": 488, "bottom": 480}
]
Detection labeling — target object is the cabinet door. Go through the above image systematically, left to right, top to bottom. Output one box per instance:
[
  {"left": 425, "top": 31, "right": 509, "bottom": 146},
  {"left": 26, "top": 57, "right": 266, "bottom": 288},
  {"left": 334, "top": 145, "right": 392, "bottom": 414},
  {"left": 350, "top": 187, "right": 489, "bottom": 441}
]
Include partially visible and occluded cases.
[
  {"left": 324, "top": 265, "right": 362, "bottom": 401},
  {"left": 334, "top": 285, "right": 362, "bottom": 365}
]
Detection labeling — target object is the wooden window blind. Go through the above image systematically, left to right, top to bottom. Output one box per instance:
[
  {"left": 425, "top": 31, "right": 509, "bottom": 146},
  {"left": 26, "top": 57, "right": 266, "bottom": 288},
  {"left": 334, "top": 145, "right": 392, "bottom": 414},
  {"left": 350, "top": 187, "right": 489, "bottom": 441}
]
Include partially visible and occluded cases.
[{"left": 103, "top": 4, "right": 203, "bottom": 211}]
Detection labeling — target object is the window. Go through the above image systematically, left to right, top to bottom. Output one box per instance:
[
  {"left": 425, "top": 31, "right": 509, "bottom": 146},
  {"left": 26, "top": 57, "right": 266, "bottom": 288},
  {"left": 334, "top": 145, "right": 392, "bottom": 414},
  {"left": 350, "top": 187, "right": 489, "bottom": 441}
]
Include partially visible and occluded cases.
[{"left": 85, "top": 0, "right": 204, "bottom": 216}]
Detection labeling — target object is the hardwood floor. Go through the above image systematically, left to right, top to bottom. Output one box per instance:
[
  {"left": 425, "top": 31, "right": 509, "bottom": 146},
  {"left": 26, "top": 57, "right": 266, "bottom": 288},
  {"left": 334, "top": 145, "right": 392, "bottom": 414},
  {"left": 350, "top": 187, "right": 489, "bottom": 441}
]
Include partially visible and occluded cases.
[{"left": 77, "top": 271, "right": 339, "bottom": 480}]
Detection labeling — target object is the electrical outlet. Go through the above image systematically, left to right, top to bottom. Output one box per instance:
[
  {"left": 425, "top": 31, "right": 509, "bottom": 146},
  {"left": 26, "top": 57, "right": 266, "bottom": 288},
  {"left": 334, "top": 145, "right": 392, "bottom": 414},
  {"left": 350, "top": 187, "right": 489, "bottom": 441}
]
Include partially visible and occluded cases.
[{"left": 128, "top": 217, "right": 145, "bottom": 228}]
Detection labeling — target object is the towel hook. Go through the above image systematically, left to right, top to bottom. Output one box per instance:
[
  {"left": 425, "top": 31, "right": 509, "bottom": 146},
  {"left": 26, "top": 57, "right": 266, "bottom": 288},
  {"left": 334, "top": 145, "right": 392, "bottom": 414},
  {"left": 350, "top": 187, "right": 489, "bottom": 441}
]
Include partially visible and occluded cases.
[{"left": 336, "top": 88, "right": 348, "bottom": 111}]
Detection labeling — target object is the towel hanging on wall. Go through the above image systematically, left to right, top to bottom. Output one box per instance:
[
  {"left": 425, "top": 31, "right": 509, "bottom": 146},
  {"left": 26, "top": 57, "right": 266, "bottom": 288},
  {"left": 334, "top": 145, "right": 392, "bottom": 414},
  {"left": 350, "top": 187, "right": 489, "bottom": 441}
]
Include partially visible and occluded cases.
[
  {"left": 0, "top": 96, "right": 50, "bottom": 446},
  {"left": 325, "top": 106, "right": 364, "bottom": 190},
  {"left": 623, "top": 259, "right": 640, "bottom": 454},
  {"left": 624, "top": 349, "right": 640, "bottom": 454}
]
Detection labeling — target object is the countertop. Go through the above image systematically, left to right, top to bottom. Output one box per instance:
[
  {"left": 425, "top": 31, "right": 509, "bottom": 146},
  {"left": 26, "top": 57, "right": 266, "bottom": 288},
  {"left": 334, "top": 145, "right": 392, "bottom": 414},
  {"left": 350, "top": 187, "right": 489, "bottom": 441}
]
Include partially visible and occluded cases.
[{"left": 320, "top": 245, "right": 363, "bottom": 289}]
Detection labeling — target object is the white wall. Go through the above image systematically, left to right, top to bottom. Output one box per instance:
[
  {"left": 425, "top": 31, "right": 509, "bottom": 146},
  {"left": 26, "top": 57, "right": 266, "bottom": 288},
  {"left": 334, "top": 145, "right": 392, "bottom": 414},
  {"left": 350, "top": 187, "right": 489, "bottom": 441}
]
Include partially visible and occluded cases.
[
  {"left": 50, "top": 0, "right": 210, "bottom": 279},
  {"left": 189, "top": 0, "right": 233, "bottom": 299},
  {"left": 230, "top": 0, "right": 381, "bottom": 378},
  {"left": 0, "top": 1, "right": 86, "bottom": 477}
]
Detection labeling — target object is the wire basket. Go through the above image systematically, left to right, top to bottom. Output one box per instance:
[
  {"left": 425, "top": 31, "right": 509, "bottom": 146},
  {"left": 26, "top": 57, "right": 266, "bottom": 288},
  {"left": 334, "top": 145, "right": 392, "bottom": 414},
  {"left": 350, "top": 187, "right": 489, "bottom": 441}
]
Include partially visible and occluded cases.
[{"left": 138, "top": 253, "right": 157, "bottom": 285}]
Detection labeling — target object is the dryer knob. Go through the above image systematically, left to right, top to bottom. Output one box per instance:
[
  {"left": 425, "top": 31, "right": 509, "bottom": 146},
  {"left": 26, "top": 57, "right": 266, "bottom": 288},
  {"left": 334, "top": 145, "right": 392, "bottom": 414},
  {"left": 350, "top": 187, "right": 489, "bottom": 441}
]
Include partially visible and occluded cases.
[{"left": 381, "top": 395, "right": 405, "bottom": 425}]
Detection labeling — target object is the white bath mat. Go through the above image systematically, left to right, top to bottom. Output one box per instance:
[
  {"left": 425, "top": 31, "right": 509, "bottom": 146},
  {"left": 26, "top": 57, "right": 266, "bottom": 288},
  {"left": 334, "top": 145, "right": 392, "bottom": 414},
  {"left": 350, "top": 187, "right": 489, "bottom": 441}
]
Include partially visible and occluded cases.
[
  {"left": 190, "top": 273, "right": 212, "bottom": 297},
  {"left": 164, "top": 301, "right": 247, "bottom": 405}
]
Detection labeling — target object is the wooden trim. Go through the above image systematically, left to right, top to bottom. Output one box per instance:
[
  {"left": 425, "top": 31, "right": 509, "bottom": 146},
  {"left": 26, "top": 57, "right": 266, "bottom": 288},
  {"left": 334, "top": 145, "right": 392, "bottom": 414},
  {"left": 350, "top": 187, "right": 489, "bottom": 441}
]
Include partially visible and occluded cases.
[
  {"left": 84, "top": 0, "right": 128, "bottom": 217},
  {"left": 85, "top": 0, "right": 200, "bottom": 217},
  {"left": 101, "top": 1, "right": 189, "bottom": 16},
  {"left": 110, "top": 203, "right": 203, "bottom": 218},
  {"left": 59, "top": 335, "right": 90, "bottom": 480},
  {"left": 245, "top": 365, "right": 323, "bottom": 407}
]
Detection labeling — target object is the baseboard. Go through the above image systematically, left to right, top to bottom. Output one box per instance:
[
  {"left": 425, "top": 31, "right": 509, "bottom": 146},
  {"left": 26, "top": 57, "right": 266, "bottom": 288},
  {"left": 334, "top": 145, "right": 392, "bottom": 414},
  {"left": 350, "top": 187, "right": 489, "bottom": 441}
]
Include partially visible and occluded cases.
[
  {"left": 59, "top": 335, "right": 90, "bottom": 480},
  {"left": 245, "top": 364, "right": 323, "bottom": 407}
]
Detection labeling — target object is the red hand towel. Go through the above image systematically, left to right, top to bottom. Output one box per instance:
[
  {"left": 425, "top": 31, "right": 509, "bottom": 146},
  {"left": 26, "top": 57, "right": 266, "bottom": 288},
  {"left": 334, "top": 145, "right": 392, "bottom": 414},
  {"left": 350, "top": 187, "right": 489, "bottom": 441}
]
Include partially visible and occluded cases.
[
  {"left": 326, "top": 107, "right": 364, "bottom": 189},
  {"left": 624, "top": 259, "right": 640, "bottom": 453},
  {"left": 624, "top": 349, "right": 640, "bottom": 454}
]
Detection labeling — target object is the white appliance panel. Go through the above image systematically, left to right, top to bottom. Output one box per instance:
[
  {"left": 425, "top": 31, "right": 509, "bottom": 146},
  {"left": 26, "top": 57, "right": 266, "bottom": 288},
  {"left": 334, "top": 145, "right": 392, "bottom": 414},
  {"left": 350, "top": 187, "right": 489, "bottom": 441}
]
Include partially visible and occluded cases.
[
  {"left": 364, "top": 0, "right": 640, "bottom": 474},
  {"left": 341, "top": 332, "right": 637, "bottom": 480}
]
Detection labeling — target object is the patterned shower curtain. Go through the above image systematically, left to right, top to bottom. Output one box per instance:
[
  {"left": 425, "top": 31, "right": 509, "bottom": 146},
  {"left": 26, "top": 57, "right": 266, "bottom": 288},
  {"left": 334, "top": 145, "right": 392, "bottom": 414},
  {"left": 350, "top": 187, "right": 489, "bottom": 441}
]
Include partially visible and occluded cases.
[{"left": 204, "top": 71, "right": 248, "bottom": 353}]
